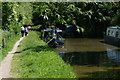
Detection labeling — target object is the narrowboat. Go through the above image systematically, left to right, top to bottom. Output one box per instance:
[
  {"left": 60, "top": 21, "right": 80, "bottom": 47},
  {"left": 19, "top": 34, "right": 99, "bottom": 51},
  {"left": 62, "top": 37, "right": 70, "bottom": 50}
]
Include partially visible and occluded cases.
[
  {"left": 62, "top": 25, "right": 80, "bottom": 38},
  {"left": 104, "top": 26, "right": 120, "bottom": 47},
  {"left": 40, "top": 27, "right": 64, "bottom": 48}
]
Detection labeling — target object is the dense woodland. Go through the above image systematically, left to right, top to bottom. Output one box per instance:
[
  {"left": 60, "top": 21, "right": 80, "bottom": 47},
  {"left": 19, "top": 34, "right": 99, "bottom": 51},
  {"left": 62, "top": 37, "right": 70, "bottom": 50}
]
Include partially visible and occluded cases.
[{"left": 1, "top": 2, "right": 120, "bottom": 38}]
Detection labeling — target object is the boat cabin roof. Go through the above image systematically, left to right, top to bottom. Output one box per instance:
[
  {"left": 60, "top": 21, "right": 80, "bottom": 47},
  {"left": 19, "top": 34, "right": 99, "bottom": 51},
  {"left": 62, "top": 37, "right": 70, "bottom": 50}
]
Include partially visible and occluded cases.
[{"left": 108, "top": 26, "right": 120, "bottom": 30}]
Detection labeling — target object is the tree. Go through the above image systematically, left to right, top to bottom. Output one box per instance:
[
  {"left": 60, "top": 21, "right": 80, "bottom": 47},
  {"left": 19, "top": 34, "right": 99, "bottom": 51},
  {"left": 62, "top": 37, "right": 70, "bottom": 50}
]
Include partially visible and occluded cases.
[{"left": 2, "top": 2, "right": 33, "bottom": 33}]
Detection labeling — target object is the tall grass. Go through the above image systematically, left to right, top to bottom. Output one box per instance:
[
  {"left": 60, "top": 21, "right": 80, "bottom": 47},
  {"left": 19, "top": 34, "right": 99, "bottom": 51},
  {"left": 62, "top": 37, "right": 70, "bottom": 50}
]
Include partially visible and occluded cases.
[
  {"left": 0, "top": 30, "right": 2, "bottom": 62},
  {"left": 1, "top": 30, "right": 21, "bottom": 61},
  {"left": 11, "top": 31, "right": 76, "bottom": 78}
]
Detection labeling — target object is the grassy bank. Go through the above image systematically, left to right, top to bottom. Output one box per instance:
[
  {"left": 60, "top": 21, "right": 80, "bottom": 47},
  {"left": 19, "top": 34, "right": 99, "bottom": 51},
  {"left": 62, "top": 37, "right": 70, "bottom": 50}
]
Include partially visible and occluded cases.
[
  {"left": 1, "top": 31, "right": 21, "bottom": 61},
  {"left": 11, "top": 31, "right": 76, "bottom": 78}
]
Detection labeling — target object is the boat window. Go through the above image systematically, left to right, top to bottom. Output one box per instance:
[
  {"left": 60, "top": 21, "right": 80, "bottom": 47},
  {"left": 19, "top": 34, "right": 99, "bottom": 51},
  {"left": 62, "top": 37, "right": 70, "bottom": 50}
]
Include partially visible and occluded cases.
[
  {"left": 108, "top": 30, "right": 110, "bottom": 35},
  {"left": 111, "top": 31, "right": 113, "bottom": 35},
  {"left": 115, "top": 31, "right": 119, "bottom": 37}
]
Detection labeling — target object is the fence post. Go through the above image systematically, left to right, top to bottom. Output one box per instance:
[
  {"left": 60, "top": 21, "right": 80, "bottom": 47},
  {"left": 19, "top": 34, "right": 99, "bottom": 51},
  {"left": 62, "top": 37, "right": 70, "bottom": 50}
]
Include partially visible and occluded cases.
[{"left": 2, "top": 38, "right": 5, "bottom": 48}]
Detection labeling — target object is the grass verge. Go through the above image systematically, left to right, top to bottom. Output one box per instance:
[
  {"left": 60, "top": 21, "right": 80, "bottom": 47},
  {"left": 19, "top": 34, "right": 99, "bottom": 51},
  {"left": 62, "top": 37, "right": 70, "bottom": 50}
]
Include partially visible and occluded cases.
[
  {"left": 11, "top": 31, "right": 76, "bottom": 78},
  {"left": 1, "top": 33, "right": 20, "bottom": 61}
]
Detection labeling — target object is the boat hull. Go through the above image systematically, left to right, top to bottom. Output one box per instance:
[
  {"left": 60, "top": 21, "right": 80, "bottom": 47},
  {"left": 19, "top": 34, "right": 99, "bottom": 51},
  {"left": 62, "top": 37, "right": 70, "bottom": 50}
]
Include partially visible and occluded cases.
[{"left": 105, "top": 35, "right": 120, "bottom": 47}]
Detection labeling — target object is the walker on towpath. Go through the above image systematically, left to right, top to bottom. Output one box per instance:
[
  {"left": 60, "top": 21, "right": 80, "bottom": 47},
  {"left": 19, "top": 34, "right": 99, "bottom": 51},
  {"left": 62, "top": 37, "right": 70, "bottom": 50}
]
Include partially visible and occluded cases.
[{"left": 0, "top": 37, "right": 25, "bottom": 79}]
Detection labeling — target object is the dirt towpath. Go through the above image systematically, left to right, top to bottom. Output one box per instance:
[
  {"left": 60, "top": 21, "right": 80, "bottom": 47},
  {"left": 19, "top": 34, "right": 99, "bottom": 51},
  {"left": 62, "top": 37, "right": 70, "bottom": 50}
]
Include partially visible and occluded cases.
[{"left": 0, "top": 37, "right": 24, "bottom": 79}]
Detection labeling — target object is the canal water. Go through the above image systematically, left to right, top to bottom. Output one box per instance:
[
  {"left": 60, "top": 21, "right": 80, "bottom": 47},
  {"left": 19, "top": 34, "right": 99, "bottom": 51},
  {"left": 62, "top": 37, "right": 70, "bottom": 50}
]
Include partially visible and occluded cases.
[{"left": 55, "top": 38, "right": 120, "bottom": 78}]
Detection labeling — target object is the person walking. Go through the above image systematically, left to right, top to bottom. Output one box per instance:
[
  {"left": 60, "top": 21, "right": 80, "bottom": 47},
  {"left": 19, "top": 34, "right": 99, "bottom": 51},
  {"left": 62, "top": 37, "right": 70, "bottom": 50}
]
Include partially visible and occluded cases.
[
  {"left": 21, "top": 25, "right": 25, "bottom": 37},
  {"left": 25, "top": 25, "right": 31, "bottom": 36},
  {"left": 25, "top": 26, "right": 29, "bottom": 36}
]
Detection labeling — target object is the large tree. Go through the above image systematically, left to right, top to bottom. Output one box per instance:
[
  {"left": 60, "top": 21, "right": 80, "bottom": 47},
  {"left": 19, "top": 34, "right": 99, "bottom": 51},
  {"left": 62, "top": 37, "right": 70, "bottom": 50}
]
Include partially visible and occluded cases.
[
  {"left": 2, "top": 2, "right": 33, "bottom": 32},
  {"left": 32, "top": 2, "right": 119, "bottom": 37}
]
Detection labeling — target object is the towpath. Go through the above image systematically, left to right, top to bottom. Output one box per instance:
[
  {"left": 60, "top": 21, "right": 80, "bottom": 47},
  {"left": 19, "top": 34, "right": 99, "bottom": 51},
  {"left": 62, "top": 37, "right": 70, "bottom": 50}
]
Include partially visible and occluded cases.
[{"left": 0, "top": 37, "right": 24, "bottom": 79}]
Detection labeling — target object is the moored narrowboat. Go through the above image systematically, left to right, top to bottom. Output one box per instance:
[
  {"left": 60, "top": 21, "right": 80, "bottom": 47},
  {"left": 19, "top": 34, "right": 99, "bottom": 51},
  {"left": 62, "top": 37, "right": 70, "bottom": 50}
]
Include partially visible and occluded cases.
[{"left": 104, "top": 26, "right": 120, "bottom": 47}]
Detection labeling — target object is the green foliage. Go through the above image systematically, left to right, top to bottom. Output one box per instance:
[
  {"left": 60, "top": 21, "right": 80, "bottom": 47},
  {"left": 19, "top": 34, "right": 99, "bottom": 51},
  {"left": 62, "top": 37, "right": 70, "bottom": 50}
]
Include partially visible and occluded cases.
[
  {"left": 1, "top": 2, "right": 33, "bottom": 62},
  {"left": 2, "top": 2, "right": 33, "bottom": 32},
  {"left": 2, "top": 2, "right": 119, "bottom": 37},
  {"left": 32, "top": 2, "right": 119, "bottom": 37},
  {"left": 110, "top": 2, "right": 120, "bottom": 26},
  {"left": 111, "top": 10, "right": 120, "bottom": 26},
  {"left": 30, "top": 25, "right": 41, "bottom": 30},
  {"left": 0, "top": 29, "right": 2, "bottom": 52},
  {"left": 1, "top": 30, "right": 20, "bottom": 60},
  {"left": 11, "top": 31, "right": 76, "bottom": 78}
]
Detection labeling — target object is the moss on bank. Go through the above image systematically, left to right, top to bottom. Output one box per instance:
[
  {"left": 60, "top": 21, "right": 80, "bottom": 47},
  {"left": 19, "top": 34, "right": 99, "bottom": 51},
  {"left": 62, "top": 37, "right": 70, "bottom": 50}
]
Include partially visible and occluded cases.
[{"left": 11, "top": 31, "right": 76, "bottom": 78}]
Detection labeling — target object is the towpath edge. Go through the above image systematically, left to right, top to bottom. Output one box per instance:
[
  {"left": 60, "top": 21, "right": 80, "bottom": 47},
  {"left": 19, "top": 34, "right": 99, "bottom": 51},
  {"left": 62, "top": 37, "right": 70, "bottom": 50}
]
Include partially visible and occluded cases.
[{"left": 0, "top": 37, "right": 24, "bottom": 79}]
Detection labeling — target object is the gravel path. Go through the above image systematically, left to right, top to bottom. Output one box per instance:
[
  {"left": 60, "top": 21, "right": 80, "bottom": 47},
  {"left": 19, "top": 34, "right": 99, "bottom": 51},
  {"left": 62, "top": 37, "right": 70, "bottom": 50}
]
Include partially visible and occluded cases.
[{"left": 0, "top": 37, "right": 24, "bottom": 79}]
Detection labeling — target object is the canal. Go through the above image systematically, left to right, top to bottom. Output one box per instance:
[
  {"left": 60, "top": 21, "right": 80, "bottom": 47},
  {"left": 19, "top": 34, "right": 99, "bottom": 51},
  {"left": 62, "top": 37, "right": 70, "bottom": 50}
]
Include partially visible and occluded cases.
[{"left": 55, "top": 38, "right": 120, "bottom": 78}]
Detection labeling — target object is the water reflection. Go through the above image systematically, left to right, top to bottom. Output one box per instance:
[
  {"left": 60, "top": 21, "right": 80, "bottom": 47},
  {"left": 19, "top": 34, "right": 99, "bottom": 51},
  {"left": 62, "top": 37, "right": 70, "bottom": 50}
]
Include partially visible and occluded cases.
[
  {"left": 57, "top": 38, "right": 120, "bottom": 78},
  {"left": 64, "top": 38, "right": 120, "bottom": 52},
  {"left": 58, "top": 49, "right": 120, "bottom": 67},
  {"left": 58, "top": 49, "right": 120, "bottom": 78},
  {"left": 107, "top": 49, "right": 120, "bottom": 63}
]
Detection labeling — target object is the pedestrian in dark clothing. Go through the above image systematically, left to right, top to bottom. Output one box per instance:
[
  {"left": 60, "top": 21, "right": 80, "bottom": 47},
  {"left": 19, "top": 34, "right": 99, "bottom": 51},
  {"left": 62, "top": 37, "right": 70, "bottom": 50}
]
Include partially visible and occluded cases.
[{"left": 21, "top": 26, "right": 25, "bottom": 37}]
